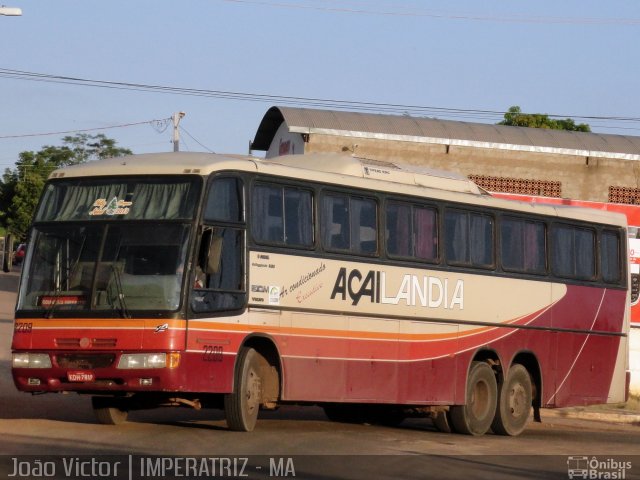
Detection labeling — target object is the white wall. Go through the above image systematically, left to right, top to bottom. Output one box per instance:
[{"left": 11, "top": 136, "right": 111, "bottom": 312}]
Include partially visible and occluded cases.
[
  {"left": 265, "top": 124, "right": 306, "bottom": 159},
  {"left": 630, "top": 328, "right": 640, "bottom": 396}
]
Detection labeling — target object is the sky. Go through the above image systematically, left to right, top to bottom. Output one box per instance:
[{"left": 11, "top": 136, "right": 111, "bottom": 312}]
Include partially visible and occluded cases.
[{"left": 1, "top": 0, "right": 639, "bottom": 171}]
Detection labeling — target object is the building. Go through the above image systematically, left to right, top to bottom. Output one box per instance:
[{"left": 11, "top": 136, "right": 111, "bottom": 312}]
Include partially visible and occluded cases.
[{"left": 251, "top": 106, "right": 640, "bottom": 204}]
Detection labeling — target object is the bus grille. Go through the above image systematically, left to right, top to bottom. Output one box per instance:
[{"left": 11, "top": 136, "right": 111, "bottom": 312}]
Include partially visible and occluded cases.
[{"left": 56, "top": 353, "right": 116, "bottom": 369}]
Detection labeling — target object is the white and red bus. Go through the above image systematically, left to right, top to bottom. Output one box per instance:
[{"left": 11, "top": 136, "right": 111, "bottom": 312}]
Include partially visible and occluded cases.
[{"left": 12, "top": 152, "right": 630, "bottom": 436}]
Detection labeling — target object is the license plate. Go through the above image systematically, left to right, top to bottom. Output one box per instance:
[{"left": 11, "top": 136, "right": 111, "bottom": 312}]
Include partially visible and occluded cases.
[{"left": 67, "top": 371, "right": 95, "bottom": 382}]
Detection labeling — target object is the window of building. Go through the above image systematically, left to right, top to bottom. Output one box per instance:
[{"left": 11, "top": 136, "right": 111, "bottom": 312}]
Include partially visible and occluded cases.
[{"left": 469, "top": 175, "right": 562, "bottom": 197}]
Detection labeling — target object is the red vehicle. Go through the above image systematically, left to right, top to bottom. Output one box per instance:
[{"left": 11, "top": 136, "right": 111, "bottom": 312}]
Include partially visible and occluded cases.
[
  {"left": 11, "top": 153, "right": 630, "bottom": 436},
  {"left": 13, "top": 243, "right": 26, "bottom": 265}
]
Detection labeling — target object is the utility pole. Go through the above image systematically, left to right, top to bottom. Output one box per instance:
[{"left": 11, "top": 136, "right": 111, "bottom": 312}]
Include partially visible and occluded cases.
[
  {"left": 0, "top": 6, "right": 22, "bottom": 15},
  {"left": 172, "top": 111, "right": 185, "bottom": 152}
]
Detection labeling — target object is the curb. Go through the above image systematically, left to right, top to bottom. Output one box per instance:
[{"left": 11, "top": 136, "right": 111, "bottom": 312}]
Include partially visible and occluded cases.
[{"left": 544, "top": 407, "right": 640, "bottom": 426}]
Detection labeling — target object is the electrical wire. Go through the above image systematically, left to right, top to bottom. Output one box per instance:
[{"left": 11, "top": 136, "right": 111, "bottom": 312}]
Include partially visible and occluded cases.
[
  {"left": 218, "top": 0, "right": 640, "bottom": 26},
  {"left": 1, "top": 68, "right": 639, "bottom": 128},
  {"left": 0, "top": 117, "right": 171, "bottom": 140},
  {"left": 179, "top": 126, "right": 215, "bottom": 153}
]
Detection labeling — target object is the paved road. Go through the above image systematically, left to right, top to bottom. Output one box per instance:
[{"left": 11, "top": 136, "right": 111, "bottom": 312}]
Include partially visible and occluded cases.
[{"left": 1, "top": 270, "right": 639, "bottom": 479}]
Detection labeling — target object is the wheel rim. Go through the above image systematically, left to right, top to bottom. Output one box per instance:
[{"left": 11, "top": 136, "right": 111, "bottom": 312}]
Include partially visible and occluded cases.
[
  {"left": 245, "top": 367, "right": 261, "bottom": 415},
  {"left": 470, "top": 379, "right": 491, "bottom": 419},
  {"left": 508, "top": 382, "right": 527, "bottom": 418}
]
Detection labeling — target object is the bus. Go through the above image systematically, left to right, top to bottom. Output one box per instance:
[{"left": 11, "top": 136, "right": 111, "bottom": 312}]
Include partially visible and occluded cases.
[{"left": 11, "top": 152, "right": 630, "bottom": 436}]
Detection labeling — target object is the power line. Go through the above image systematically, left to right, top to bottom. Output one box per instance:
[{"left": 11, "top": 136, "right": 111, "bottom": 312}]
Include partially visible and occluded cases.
[
  {"left": 218, "top": 0, "right": 640, "bottom": 26},
  {"left": 1, "top": 68, "right": 639, "bottom": 129},
  {"left": 0, "top": 117, "right": 171, "bottom": 140},
  {"left": 179, "top": 126, "right": 215, "bottom": 153}
]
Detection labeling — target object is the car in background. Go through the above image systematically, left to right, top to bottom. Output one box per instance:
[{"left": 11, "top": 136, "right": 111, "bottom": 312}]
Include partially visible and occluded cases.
[{"left": 13, "top": 243, "right": 26, "bottom": 265}]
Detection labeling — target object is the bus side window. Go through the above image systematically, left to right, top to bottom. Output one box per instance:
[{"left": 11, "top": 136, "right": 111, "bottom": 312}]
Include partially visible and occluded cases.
[
  {"left": 204, "top": 177, "right": 244, "bottom": 223},
  {"left": 323, "top": 195, "right": 350, "bottom": 250},
  {"left": 352, "top": 198, "right": 377, "bottom": 254},
  {"left": 446, "top": 209, "right": 494, "bottom": 269},
  {"left": 501, "top": 217, "right": 546, "bottom": 275},
  {"left": 552, "top": 225, "right": 595, "bottom": 280},
  {"left": 601, "top": 230, "right": 622, "bottom": 284}
]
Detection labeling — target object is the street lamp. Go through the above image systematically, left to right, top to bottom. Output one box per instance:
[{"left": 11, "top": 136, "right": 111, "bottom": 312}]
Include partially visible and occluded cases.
[{"left": 0, "top": 5, "right": 22, "bottom": 16}]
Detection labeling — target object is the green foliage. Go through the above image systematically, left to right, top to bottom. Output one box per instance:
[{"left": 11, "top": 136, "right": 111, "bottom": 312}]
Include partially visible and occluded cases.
[
  {"left": 498, "top": 106, "right": 591, "bottom": 132},
  {"left": 0, "top": 134, "right": 132, "bottom": 239}
]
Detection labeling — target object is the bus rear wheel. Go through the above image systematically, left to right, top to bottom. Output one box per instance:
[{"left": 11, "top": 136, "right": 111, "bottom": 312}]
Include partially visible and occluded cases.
[
  {"left": 225, "top": 347, "right": 263, "bottom": 432},
  {"left": 450, "top": 361, "right": 497, "bottom": 436},
  {"left": 491, "top": 363, "right": 532, "bottom": 436},
  {"left": 92, "top": 397, "right": 128, "bottom": 425}
]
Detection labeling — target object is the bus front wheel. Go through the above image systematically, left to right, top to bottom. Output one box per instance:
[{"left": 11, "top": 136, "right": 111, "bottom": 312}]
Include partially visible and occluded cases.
[
  {"left": 225, "top": 347, "right": 263, "bottom": 432},
  {"left": 450, "top": 361, "right": 497, "bottom": 436},
  {"left": 491, "top": 363, "right": 532, "bottom": 436},
  {"left": 92, "top": 397, "right": 128, "bottom": 425}
]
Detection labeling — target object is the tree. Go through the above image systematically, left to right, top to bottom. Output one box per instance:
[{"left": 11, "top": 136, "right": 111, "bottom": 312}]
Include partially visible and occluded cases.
[
  {"left": 498, "top": 106, "right": 591, "bottom": 132},
  {"left": 0, "top": 134, "right": 132, "bottom": 239}
]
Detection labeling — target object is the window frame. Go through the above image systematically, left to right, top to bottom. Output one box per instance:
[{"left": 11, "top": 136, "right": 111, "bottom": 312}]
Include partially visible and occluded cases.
[
  {"left": 250, "top": 181, "right": 315, "bottom": 250},
  {"left": 321, "top": 191, "right": 379, "bottom": 257},
  {"left": 385, "top": 199, "right": 439, "bottom": 264}
]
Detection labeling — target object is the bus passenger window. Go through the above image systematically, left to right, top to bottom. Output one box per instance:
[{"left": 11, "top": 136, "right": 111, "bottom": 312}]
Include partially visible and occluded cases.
[
  {"left": 204, "top": 177, "right": 244, "bottom": 223},
  {"left": 252, "top": 185, "right": 313, "bottom": 247},
  {"left": 284, "top": 189, "right": 313, "bottom": 247},
  {"left": 322, "top": 194, "right": 377, "bottom": 255},
  {"left": 323, "top": 195, "right": 350, "bottom": 250},
  {"left": 352, "top": 198, "right": 377, "bottom": 254},
  {"left": 386, "top": 202, "right": 437, "bottom": 261},
  {"left": 386, "top": 203, "right": 411, "bottom": 257},
  {"left": 414, "top": 207, "right": 437, "bottom": 261},
  {"left": 445, "top": 209, "right": 494, "bottom": 269},
  {"left": 445, "top": 210, "right": 469, "bottom": 265},
  {"left": 501, "top": 217, "right": 546, "bottom": 274},
  {"left": 551, "top": 225, "right": 595, "bottom": 280},
  {"left": 601, "top": 230, "right": 621, "bottom": 284}
]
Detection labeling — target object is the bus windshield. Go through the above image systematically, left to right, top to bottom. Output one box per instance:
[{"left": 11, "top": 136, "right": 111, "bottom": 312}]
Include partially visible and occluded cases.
[{"left": 18, "top": 223, "right": 191, "bottom": 315}]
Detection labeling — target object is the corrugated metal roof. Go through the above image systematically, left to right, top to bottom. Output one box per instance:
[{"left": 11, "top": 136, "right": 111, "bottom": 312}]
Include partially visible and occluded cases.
[{"left": 251, "top": 106, "right": 640, "bottom": 160}]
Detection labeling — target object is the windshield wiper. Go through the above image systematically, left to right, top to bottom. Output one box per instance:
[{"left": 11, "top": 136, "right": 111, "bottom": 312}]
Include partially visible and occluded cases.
[{"left": 110, "top": 264, "right": 131, "bottom": 319}]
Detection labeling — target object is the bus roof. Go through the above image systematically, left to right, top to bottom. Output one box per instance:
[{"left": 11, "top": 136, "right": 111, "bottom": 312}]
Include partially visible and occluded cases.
[{"left": 48, "top": 152, "right": 627, "bottom": 228}]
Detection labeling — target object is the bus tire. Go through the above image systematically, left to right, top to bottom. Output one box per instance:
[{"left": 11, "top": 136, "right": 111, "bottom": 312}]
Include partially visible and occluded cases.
[
  {"left": 225, "top": 347, "right": 263, "bottom": 432},
  {"left": 450, "top": 361, "right": 497, "bottom": 436},
  {"left": 491, "top": 363, "right": 532, "bottom": 436},
  {"left": 92, "top": 397, "right": 128, "bottom": 425},
  {"left": 432, "top": 410, "right": 453, "bottom": 433}
]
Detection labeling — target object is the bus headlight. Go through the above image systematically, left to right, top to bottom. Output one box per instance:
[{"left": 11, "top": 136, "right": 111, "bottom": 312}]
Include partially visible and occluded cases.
[
  {"left": 12, "top": 353, "right": 52, "bottom": 368},
  {"left": 117, "top": 353, "right": 180, "bottom": 369}
]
